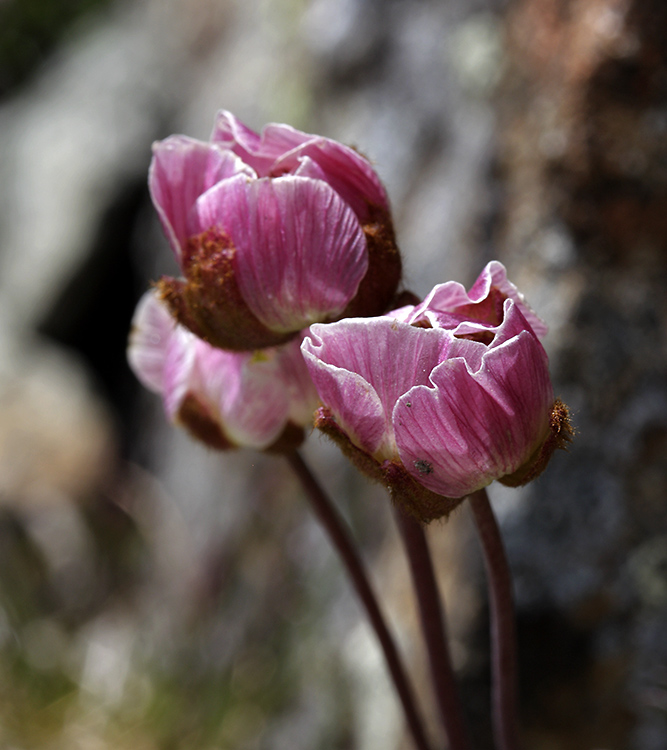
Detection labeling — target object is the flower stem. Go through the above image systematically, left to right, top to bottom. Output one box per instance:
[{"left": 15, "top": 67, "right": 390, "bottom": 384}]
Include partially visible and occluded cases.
[
  {"left": 286, "top": 450, "right": 433, "bottom": 750},
  {"left": 468, "top": 488, "right": 520, "bottom": 750},
  {"left": 394, "top": 508, "right": 472, "bottom": 750}
]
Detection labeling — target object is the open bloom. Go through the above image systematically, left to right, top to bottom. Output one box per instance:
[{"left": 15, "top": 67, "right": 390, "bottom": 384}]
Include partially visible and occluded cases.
[
  {"left": 150, "top": 111, "right": 401, "bottom": 351},
  {"left": 301, "top": 262, "right": 570, "bottom": 522},
  {"left": 128, "top": 290, "right": 319, "bottom": 452}
]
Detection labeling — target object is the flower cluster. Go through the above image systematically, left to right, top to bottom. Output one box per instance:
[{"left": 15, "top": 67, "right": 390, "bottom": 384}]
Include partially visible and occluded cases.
[
  {"left": 129, "top": 110, "right": 569, "bottom": 517},
  {"left": 129, "top": 111, "right": 401, "bottom": 453}
]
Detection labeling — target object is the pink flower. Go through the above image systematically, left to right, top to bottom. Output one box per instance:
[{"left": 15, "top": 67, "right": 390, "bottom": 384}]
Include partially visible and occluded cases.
[
  {"left": 150, "top": 111, "right": 401, "bottom": 351},
  {"left": 301, "top": 263, "right": 570, "bottom": 522},
  {"left": 128, "top": 290, "right": 319, "bottom": 451}
]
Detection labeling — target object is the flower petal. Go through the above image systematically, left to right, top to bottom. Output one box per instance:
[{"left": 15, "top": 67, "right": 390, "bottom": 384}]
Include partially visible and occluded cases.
[
  {"left": 211, "top": 111, "right": 311, "bottom": 176},
  {"left": 210, "top": 112, "right": 389, "bottom": 221},
  {"left": 149, "top": 135, "right": 254, "bottom": 260},
  {"left": 273, "top": 138, "right": 390, "bottom": 221},
  {"left": 193, "top": 175, "right": 369, "bottom": 332},
  {"left": 407, "top": 261, "right": 547, "bottom": 338},
  {"left": 470, "top": 261, "right": 548, "bottom": 338},
  {"left": 407, "top": 280, "right": 477, "bottom": 329},
  {"left": 127, "top": 290, "right": 177, "bottom": 393},
  {"left": 129, "top": 291, "right": 293, "bottom": 448},
  {"left": 487, "top": 298, "right": 540, "bottom": 349},
  {"left": 302, "top": 319, "right": 450, "bottom": 459},
  {"left": 395, "top": 325, "right": 553, "bottom": 497},
  {"left": 162, "top": 326, "right": 198, "bottom": 420},
  {"left": 302, "top": 327, "right": 387, "bottom": 457},
  {"left": 193, "top": 345, "right": 291, "bottom": 449}
]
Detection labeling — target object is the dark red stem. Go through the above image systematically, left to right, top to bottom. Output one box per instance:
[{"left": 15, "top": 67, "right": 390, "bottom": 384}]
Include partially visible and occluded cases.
[
  {"left": 286, "top": 451, "right": 433, "bottom": 750},
  {"left": 469, "top": 488, "right": 521, "bottom": 750},
  {"left": 394, "top": 508, "right": 473, "bottom": 750}
]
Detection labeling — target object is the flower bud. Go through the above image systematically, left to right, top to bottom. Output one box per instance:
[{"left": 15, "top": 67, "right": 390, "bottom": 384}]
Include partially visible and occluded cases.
[
  {"left": 149, "top": 112, "right": 401, "bottom": 351},
  {"left": 301, "top": 262, "right": 572, "bottom": 522}
]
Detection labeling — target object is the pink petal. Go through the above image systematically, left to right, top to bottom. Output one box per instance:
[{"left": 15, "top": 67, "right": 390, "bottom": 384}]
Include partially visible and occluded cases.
[
  {"left": 210, "top": 110, "right": 262, "bottom": 153},
  {"left": 211, "top": 111, "right": 311, "bottom": 176},
  {"left": 211, "top": 112, "right": 389, "bottom": 222},
  {"left": 255, "top": 123, "right": 314, "bottom": 163},
  {"left": 149, "top": 135, "right": 254, "bottom": 261},
  {"left": 273, "top": 138, "right": 389, "bottom": 221},
  {"left": 292, "top": 155, "right": 328, "bottom": 182},
  {"left": 193, "top": 175, "right": 369, "bottom": 332},
  {"left": 407, "top": 261, "right": 547, "bottom": 338},
  {"left": 470, "top": 261, "right": 548, "bottom": 338},
  {"left": 407, "top": 280, "right": 477, "bottom": 329},
  {"left": 127, "top": 290, "right": 178, "bottom": 393},
  {"left": 129, "top": 292, "right": 292, "bottom": 448},
  {"left": 487, "top": 298, "right": 541, "bottom": 349},
  {"left": 385, "top": 304, "right": 418, "bottom": 323},
  {"left": 302, "top": 319, "right": 450, "bottom": 459},
  {"left": 162, "top": 326, "right": 198, "bottom": 420},
  {"left": 394, "top": 326, "right": 553, "bottom": 498},
  {"left": 301, "top": 329, "right": 387, "bottom": 457},
  {"left": 193, "top": 345, "right": 291, "bottom": 449}
]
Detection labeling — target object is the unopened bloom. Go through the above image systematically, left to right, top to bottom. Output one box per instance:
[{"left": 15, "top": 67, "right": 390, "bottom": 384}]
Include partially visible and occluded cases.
[
  {"left": 150, "top": 111, "right": 401, "bottom": 351},
  {"left": 301, "top": 262, "right": 571, "bottom": 522},
  {"left": 128, "top": 291, "right": 319, "bottom": 452}
]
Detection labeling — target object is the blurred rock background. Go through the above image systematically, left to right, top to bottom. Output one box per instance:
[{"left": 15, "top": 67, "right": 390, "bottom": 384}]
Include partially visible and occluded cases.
[{"left": 0, "top": 0, "right": 665, "bottom": 748}]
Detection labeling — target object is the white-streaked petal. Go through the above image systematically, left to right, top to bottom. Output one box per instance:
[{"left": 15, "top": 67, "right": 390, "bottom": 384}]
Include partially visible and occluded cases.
[
  {"left": 149, "top": 136, "right": 255, "bottom": 261},
  {"left": 193, "top": 176, "right": 368, "bottom": 332},
  {"left": 127, "top": 290, "right": 177, "bottom": 393},
  {"left": 302, "top": 319, "right": 450, "bottom": 459}
]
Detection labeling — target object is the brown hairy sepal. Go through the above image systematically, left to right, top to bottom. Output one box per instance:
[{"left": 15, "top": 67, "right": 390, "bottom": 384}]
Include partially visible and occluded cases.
[
  {"left": 342, "top": 204, "right": 403, "bottom": 318},
  {"left": 158, "top": 228, "right": 295, "bottom": 352},
  {"left": 176, "top": 394, "right": 234, "bottom": 451},
  {"left": 499, "top": 398, "right": 573, "bottom": 488},
  {"left": 314, "top": 407, "right": 387, "bottom": 483},
  {"left": 380, "top": 461, "right": 466, "bottom": 524}
]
